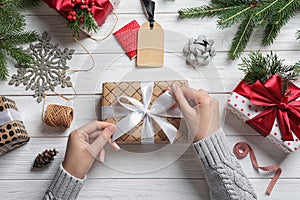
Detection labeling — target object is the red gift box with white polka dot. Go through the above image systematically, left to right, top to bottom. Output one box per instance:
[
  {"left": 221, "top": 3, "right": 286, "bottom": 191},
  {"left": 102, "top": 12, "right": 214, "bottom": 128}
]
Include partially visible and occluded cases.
[{"left": 227, "top": 91, "right": 300, "bottom": 154}]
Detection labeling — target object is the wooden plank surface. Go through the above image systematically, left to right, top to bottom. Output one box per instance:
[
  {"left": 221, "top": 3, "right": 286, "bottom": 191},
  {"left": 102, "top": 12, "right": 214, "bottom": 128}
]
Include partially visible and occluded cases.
[{"left": 0, "top": 0, "right": 300, "bottom": 199}]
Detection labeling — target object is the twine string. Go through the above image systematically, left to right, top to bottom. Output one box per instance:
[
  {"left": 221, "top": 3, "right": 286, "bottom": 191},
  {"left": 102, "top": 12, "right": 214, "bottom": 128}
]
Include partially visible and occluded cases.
[
  {"left": 42, "top": 11, "right": 119, "bottom": 127},
  {"left": 89, "top": 11, "right": 119, "bottom": 41},
  {"left": 65, "top": 12, "right": 118, "bottom": 73},
  {"left": 41, "top": 86, "right": 77, "bottom": 128},
  {"left": 44, "top": 104, "right": 74, "bottom": 128},
  {"left": 233, "top": 142, "right": 282, "bottom": 195}
]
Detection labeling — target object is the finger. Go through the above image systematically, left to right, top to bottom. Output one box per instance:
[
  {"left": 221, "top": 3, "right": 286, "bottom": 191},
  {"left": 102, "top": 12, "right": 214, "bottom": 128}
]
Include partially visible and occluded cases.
[
  {"left": 171, "top": 84, "right": 192, "bottom": 114},
  {"left": 181, "top": 87, "right": 209, "bottom": 104},
  {"left": 77, "top": 121, "right": 115, "bottom": 136},
  {"left": 87, "top": 125, "right": 115, "bottom": 157},
  {"left": 108, "top": 138, "right": 120, "bottom": 151},
  {"left": 98, "top": 149, "right": 106, "bottom": 163}
]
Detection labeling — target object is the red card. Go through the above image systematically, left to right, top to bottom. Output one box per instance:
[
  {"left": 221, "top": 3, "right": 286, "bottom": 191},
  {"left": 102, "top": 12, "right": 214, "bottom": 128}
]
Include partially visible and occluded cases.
[{"left": 113, "top": 20, "right": 140, "bottom": 59}]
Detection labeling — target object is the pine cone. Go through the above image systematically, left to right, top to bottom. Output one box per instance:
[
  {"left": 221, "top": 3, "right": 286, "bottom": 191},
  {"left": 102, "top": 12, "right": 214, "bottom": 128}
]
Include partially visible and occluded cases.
[{"left": 33, "top": 149, "right": 59, "bottom": 168}]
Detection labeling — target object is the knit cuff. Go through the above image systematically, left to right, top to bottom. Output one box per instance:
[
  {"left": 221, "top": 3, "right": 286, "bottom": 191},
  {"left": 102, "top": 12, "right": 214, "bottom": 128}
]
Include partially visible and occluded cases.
[
  {"left": 193, "top": 129, "right": 233, "bottom": 168},
  {"left": 47, "top": 164, "right": 86, "bottom": 200}
]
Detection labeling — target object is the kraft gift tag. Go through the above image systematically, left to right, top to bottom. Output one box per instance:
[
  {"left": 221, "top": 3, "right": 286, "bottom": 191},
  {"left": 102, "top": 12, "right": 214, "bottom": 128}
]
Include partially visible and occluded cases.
[
  {"left": 137, "top": 0, "right": 164, "bottom": 67},
  {"left": 137, "top": 22, "right": 164, "bottom": 67}
]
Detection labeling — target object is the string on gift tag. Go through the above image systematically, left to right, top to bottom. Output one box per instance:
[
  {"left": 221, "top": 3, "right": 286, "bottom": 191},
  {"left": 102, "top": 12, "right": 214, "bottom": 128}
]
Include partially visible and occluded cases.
[
  {"left": 137, "top": 0, "right": 164, "bottom": 67},
  {"left": 140, "top": 0, "right": 155, "bottom": 29},
  {"left": 233, "top": 142, "right": 282, "bottom": 195}
]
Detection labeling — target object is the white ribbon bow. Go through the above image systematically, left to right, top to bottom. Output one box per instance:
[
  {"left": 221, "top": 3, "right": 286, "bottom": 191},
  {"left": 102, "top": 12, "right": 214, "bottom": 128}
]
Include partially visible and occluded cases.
[
  {"left": 102, "top": 82, "right": 182, "bottom": 144},
  {"left": 0, "top": 109, "right": 23, "bottom": 126}
]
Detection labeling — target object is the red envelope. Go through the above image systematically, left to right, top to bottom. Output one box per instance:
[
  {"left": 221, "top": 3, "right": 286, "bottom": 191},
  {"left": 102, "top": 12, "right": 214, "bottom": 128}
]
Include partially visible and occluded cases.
[{"left": 113, "top": 20, "right": 140, "bottom": 59}]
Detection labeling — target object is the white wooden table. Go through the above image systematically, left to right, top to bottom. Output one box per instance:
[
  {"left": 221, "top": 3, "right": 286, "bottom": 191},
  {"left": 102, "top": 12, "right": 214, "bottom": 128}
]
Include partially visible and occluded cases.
[{"left": 1, "top": 1, "right": 300, "bottom": 199}]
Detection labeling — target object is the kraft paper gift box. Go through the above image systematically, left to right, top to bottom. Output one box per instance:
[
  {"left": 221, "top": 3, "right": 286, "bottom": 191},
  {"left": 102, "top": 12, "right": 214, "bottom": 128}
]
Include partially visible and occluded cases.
[
  {"left": 227, "top": 75, "right": 300, "bottom": 153},
  {"left": 101, "top": 80, "right": 189, "bottom": 144},
  {"left": 0, "top": 96, "right": 30, "bottom": 156}
]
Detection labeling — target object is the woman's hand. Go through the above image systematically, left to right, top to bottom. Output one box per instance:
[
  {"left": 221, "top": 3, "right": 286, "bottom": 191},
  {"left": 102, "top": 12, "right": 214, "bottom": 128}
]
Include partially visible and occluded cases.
[
  {"left": 171, "top": 85, "right": 220, "bottom": 142},
  {"left": 63, "top": 121, "right": 120, "bottom": 179}
]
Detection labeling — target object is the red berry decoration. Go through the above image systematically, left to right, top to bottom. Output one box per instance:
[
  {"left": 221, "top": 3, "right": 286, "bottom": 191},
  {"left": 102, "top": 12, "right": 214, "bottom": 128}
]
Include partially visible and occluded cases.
[{"left": 67, "top": 0, "right": 98, "bottom": 37}]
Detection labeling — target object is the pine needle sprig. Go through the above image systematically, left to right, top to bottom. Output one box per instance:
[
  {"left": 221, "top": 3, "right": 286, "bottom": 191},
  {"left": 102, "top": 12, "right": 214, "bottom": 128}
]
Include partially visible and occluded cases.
[
  {"left": 0, "top": 0, "right": 39, "bottom": 80},
  {"left": 0, "top": 0, "right": 39, "bottom": 9},
  {"left": 178, "top": 0, "right": 300, "bottom": 60},
  {"left": 262, "top": 0, "right": 299, "bottom": 45},
  {"left": 67, "top": 4, "right": 98, "bottom": 38},
  {"left": 178, "top": 5, "right": 233, "bottom": 19},
  {"left": 217, "top": 5, "right": 252, "bottom": 29},
  {"left": 229, "top": 17, "right": 255, "bottom": 60},
  {"left": 3, "top": 31, "right": 39, "bottom": 46},
  {"left": 1, "top": 43, "right": 33, "bottom": 64},
  {"left": 0, "top": 51, "right": 8, "bottom": 80},
  {"left": 239, "top": 51, "right": 300, "bottom": 91}
]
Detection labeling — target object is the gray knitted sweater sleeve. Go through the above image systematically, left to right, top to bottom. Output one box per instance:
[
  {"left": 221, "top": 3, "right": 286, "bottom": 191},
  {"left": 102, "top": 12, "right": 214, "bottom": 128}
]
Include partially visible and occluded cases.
[
  {"left": 43, "top": 129, "right": 257, "bottom": 200},
  {"left": 193, "top": 129, "right": 257, "bottom": 200},
  {"left": 43, "top": 164, "right": 86, "bottom": 200}
]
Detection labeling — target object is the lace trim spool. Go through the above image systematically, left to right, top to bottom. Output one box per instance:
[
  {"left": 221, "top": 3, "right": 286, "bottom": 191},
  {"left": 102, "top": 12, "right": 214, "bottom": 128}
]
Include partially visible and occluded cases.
[{"left": 44, "top": 104, "right": 74, "bottom": 128}]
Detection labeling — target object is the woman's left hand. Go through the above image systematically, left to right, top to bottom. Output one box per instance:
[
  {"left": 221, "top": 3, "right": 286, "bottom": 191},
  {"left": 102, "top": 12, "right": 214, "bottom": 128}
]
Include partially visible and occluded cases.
[{"left": 63, "top": 121, "right": 120, "bottom": 179}]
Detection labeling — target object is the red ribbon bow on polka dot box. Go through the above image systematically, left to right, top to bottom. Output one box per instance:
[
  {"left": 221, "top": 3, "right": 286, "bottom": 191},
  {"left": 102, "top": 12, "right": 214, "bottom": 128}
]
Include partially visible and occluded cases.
[
  {"left": 227, "top": 74, "right": 300, "bottom": 153},
  {"left": 0, "top": 96, "right": 30, "bottom": 156}
]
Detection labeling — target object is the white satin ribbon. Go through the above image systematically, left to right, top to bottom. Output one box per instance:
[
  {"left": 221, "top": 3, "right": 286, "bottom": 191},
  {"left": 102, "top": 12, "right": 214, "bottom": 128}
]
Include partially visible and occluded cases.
[
  {"left": 102, "top": 82, "right": 182, "bottom": 144},
  {"left": 0, "top": 109, "right": 23, "bottom": 126}
]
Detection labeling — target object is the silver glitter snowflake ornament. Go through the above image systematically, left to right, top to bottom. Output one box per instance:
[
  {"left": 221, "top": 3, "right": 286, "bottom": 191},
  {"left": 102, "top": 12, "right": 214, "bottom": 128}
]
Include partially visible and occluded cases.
[{"left": 9, "top": 31, "right": 75, "bottom": 103}]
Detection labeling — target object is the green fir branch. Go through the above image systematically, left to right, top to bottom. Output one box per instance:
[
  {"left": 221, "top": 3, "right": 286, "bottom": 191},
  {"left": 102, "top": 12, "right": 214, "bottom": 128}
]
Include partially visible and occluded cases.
[
  {"left": 0, "top": 0, "right": 39, "bottom": 80},
  {"left": 0, "top": 0, "right": 39, "bottom": 9},
  {"left": 178, "top": 0, "right": 300, "bottom": 60},
  {"left": 211, "top": 0, "right": 253, "bottom": 6},
  {"left": 254, "top": 0, "right": 279, "bottom": 21},
  {"left": 262, "top": 0, "right": 299, "bottom": 45},
  {"left": 178, "top": 5, "right": 243, "bottom": 19},
  {"left": 217, "top": 5, "right": 252, "bottom": 28},
  {"left": 68, "top": 7, "right": 98, "bottom": 38},
  {"left": 83, "top": 12, "right": 98, "bottom": 33},
  {"left": 229, "top": 17, "right": 255, "bottom": 60},
  {"left": 2, "top": 31, "right": 38, "bottom": 46},
  {"left": 1, "top": 43, "right": 32, "bottom": 64},
  {"left": 0, "top": 51, "right": 8, "bottom": 80},
  {"left": 239, "top": 51, "right": 300, "bottom": 91}
]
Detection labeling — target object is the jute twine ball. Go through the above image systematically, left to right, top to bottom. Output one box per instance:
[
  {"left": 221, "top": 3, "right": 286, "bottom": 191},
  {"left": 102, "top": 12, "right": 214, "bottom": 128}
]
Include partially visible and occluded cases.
[
  {"left": 183, "top": 35, "right": 216, "bottom": 66},
  {"left": 44, "top": 104, "right": 74, "bottom": 128}
]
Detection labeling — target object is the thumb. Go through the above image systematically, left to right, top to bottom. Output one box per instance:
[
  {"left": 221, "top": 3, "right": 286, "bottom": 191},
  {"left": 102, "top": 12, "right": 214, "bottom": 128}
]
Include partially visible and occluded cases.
[
  {"left": 171, "top": 84, "right": 192, "bottom": 115},
  {"left": 87, "top": 125, "right": 115, "bottom": 158}
]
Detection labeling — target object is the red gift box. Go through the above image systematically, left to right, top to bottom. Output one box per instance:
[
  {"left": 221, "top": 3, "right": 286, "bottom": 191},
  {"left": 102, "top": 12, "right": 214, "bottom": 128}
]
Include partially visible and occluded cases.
[
  {"left": 43, "top": 0, "right": 113, "bottom": 28},
  {"left": 227, "top": 75, "right": 300, "bottom": 153}
]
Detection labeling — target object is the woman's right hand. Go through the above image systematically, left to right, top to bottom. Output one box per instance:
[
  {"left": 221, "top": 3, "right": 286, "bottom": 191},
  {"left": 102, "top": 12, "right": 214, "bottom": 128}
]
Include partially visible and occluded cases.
[{"left": 171, "top": 85, "right": 220, "bottom": 142}]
